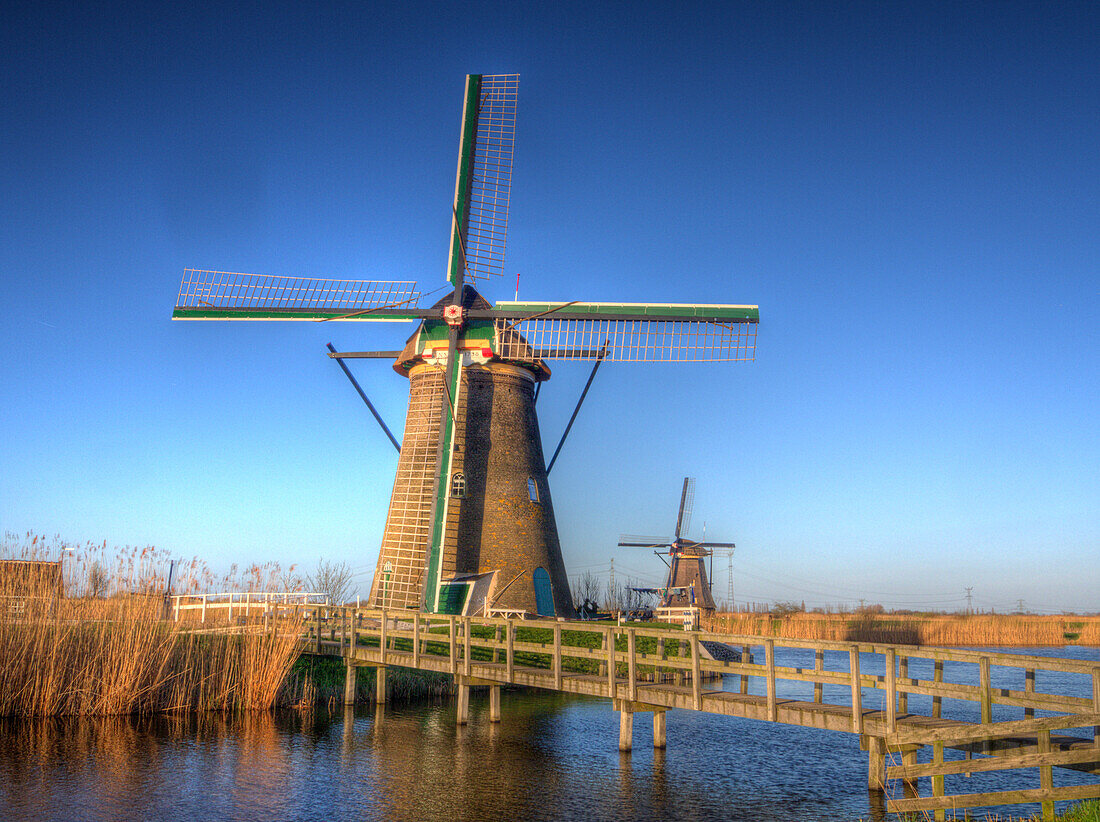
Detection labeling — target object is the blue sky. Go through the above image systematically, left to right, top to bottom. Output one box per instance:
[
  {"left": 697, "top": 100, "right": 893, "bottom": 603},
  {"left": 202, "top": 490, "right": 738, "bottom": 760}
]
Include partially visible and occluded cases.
[{"left": 2, "top": 1, "right": 1096, "bottom": 612}]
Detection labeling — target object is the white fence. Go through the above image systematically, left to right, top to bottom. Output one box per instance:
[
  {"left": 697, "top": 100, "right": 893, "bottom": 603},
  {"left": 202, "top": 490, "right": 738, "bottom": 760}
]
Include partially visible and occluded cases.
[{"left": 171, "top": 591, "right": 330, "bottom": 623}]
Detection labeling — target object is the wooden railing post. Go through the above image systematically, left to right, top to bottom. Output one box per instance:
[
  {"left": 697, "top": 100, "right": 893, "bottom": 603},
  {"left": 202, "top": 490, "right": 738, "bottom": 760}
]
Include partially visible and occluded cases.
[
  {"left": 201, "top": 594, "right": 207, "bottom": 624},
  {"left": 315, "top": 605, "right": 322, "bottom": 654},
  {"left": 341, "top": 607, "right": 348, "bottom": 655},
  {"left": 380, "top": 609, "right": 388, "bottom": 665},
  {"left": 413, "top": 611, "right": 421, "bottom": 668},
  {"left": 449, "top": 616, "right": 456, "bottom": 675},
  {"left": 463, "top": 616, "right": 471, "bottom": 677},
  {"left": 506, "top": 619, "right": 515, "bottom": 682},
  {"left": 553, "top": 623, "right": 562, "bottom": 691},
  {"left": 493, "top": 624, "right": 502, "bottom": 664},
  {"left": 606, "top": 626, "right": 616, "bottom": 698},
  {"left": 627, "top": 628, "right": 637, "bottom": 702},
  {"left": 598, "top": 630, "right": 608, "bottom": 678},
  {"left": 691, "top": 633, "right": 702, "bottom": 711},
  {"left": 655, "top": 636, "right": 664, "bottom": 683},
  {"left": 765, "top": 639, "right": 777, "bottom": 722},
  {"left": 740, "top": 645, "right": 750, "bottom": 695},
  {"left": 849, "top": 645, "right": 863, "bottom": 734},
  {"left": 885, "top": 647, "right": 897, "bottom": 734},
  {"left": 813, "top": 648, "right": 824, "bottom": 703},
  {"left": 898, "top": 655, "right": 908, "bottom": 714},
  {"left": 979, "top": 656, "right": 992, "bottom": 725},
  {"left": 933, "top": 659, "right": 943, "bottom": 718},
  {"left": 1025, "top": 667, "right": 1035, "bottom": 718},
  {"left": 1092, "top": 667, "right": 1100, "bottom": 751},
  {"left": 1038, "top": 728, "right": 1054, "bottom": 821},
  {"left": 932, "top": 741, "right": 946, "bottom": 822}
]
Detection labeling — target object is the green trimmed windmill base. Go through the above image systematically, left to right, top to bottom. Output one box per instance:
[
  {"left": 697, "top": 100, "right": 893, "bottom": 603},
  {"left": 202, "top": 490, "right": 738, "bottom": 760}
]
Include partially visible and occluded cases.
[{"left": 172, "top": 74, "right": 759, "bottom": 617}]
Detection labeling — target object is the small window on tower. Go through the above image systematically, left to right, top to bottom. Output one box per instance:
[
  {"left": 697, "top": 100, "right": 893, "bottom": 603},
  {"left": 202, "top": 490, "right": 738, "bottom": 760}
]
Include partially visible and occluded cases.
[
  {"left": 451, "top": 472, "right": 466, "bottom": 498},
  {"left": 527, "top": 477, "right": 539, "bottom": 504}
]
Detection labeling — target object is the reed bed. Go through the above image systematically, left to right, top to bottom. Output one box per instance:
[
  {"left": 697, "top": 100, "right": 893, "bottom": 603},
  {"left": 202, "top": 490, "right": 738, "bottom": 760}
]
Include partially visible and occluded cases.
[
  {"left": 0, "top": 532, "right": 304, "bottom": 717},
  {"left": 703, "top": 611, "right": 1100, "bottom": 646}
]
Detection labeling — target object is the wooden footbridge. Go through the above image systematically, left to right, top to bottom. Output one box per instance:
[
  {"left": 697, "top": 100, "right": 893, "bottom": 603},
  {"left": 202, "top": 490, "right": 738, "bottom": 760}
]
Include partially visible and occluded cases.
[{"left": 174, "top": 599, "right": 1100, "bottom": 819}]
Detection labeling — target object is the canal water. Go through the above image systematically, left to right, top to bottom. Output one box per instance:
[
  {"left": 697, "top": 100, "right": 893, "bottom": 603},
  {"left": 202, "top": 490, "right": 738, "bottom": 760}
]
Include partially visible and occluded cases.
[{"left": 1, "top": 646, "right": 1096, "bottom": 822}]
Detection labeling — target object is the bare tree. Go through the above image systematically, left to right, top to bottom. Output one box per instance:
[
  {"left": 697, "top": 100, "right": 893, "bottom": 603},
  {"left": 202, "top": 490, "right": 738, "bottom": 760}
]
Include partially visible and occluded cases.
[
  {"left": 306, "top": 559, "right": 353, "bottom": 605},
  {"left": 88, "top": 561, "right": 108, "bottom": 598},
  {"left": 572, "top": 571, "right": 603, "bottom": 615}
]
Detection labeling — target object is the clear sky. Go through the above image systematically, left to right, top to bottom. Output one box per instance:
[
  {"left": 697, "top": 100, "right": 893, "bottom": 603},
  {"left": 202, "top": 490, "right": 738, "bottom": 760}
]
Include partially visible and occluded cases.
[{"left": 2, "top": 1, "right": 1097, "bottom": 613}]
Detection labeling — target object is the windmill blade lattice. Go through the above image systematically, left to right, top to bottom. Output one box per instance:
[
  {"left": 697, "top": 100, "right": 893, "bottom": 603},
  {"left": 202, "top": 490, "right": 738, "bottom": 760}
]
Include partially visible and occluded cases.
[
  {"left": 462, "top": 74, "right": 519, "bottom": 281},
  {"left": 174, "top": 269, "right": 420, "bottom": 316},
  {"left": 490, "top": 304, "right": 758, "bottom": 362}
]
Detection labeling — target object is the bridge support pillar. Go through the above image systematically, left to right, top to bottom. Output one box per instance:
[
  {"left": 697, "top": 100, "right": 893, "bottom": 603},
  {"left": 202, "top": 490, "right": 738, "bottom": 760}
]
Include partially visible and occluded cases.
[
  {"left": 344, "top": 662, "right": 357, "bottom": 705},
  {"left": 374, "top": 667, "right": 387, "bottom": 705},
  {"left": 456, "top": 679, "right": 470, "bottom": 725},
  {"left": 489, "top": 685, "right": 501, "bottom": 722},
  {"left": 619, "top": 709, "right": 633, "bottom": 752},
  {"left": 653, "top": 709, "right": 666, "bottom": 749},
  {"left": 866, "top": 735, "right": 886, "bottom": 792}
]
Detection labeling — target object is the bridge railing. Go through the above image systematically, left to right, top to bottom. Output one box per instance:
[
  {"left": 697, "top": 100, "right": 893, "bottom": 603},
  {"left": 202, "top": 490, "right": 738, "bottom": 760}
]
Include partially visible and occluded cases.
[{"left": 300, "top": 606, "right": 1100, "bottom": 728}]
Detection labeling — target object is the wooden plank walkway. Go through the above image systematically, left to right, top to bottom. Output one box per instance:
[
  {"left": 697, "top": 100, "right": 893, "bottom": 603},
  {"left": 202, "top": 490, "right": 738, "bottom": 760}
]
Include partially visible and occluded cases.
[{"left": 178, "top": 602, "right": 1100, "bottom": 819}]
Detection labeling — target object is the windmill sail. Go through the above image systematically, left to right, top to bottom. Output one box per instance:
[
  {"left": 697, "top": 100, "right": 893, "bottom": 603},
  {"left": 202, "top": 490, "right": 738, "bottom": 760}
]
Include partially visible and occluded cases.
[
  {"left": 462, "top": 74, "right": 519, "bottom": 281},
  {"left": 173, "top": 269, "right": 421, "bottom": 319},
  {"left": 490, "top": 302, "right": 758, "bottom": 362}
]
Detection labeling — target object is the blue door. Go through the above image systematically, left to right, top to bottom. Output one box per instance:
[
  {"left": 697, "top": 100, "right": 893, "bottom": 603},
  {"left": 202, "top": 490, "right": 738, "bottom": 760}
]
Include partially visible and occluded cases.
[{"left": 533, "top": 567, "right": 554, "bottom": 617}]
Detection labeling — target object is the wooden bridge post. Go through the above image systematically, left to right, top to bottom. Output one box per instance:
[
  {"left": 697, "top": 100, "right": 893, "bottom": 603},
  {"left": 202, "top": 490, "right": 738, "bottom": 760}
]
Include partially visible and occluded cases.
[
  {"left": 201, "top": 594, "right": 207, "bottom": 624},
  {"left": 315, "top": 606, "right": 322, "bottom": 654},
  {"left": 341, "top": 607, "right": 348, "bottom": 655},
  {"left": 380, "top": 609, "right": 388, "bottom": 665},
  {"left": 413, "top": 611, "right": 420, "bottom": 668},
  {"left": 448, "top": 616, "right": 457, "bottom": 675},
  {"left": 463, "top": 616, "right": 472, "bottom": 678},
  {"left": 506, "top": 619, "right": 515, "bottom": 683},
  {"left": 553, "top": 623, "right": 563, "bottom": 691},
  {"left": 493, "top": 624, "right": 502, "bottom": 664},
  {"left": 606, "top": 626, "right": 616, "bottom": 698},
  {"left": 627, "top": 628, "right": 637, "bottom": 702},
  {"left": 598, "top": 630, "right": 608, "bottom": 677},
  {"left": 691, "top": 633, "right": 702, "bottom": 711},
  {"left": 655, "top": 636, "right": 664, "bottom": 683},
  {"left": 677, "top": 639, "right": 687, "bottom": 686},
  {"left": 765, "top": 639, "right": 777, "bottom": 722},
  {"left": 740, "top": 645, "right": 750, "bottom": 694},
  {"left": 849, "top": 646, "right": 863, "bottom": 734},
  {"left": 885, "top": 648, "right": 897, "bottom": 734},
  {"left": 814, "top": 649, "right": 824, "bottom": 703},
  {"left": 898, "top": 655, "right": 908, "bottom": 714},
  {"left": 979, "top": 656, "right": 992, "bottom": 725},
  {"left": 933, "top": 659, "right": 943, "bottom": 718},
  {"left": 344, "top": 661, "right": 357, "bottom": 704},
  {"left": 375, "top": 666, "right": 387, "bottom": 704},
  {"left": 1025, "top": 667, "right": 1035, "bottom": 718},
  {"left": 1092, "top": 667, "right": 1100, "bottom": 750},
  {"left": 456, "top": 676, "right": 469, "bottom": 725},
  {"left": 489, "top": 684, "right": 501, "bottom": 722},
  {"left": 619, "top": 706, "right": 633, "bottom": 752},
  {"left": 653, "top": 709, "right": 666, "bottom": 749},
  {"left": 1038, "top": 728, "right": 1054, "bottom": 821},
  {"left": 867, "top": 735, "right": 886, "bottom": 791},
  {"left": 931, "top": 741, "right": 946, "bottom": 822}
]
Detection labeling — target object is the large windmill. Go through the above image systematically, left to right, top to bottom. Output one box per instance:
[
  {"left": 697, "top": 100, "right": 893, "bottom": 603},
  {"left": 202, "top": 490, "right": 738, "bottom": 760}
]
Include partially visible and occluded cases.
[
  {"left": 172, "top": 74, "right": 758, "bottom": 617},
  {"left": 618, "top": 478, "right": 736, "bottom": 623}
]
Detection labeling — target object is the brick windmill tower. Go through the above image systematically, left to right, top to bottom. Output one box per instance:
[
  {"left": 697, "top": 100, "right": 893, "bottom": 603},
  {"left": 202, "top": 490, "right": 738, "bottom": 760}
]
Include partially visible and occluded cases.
[{"left": 172, "top": 75, "right": 758, "bottom": 617}]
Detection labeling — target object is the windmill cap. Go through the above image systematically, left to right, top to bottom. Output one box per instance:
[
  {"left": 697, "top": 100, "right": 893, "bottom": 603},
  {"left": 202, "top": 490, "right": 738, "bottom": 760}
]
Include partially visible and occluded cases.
[{"left": 392, "top": 286, "right": 551, "bottom": 380}]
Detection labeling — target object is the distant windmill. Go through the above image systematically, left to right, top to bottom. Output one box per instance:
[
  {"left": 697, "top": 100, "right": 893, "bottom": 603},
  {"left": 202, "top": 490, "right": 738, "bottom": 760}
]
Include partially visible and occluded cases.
[
  {"left": 172, "top": 75, "right": 758, "bottom": 617},
  {"left": 619, "top": 478, "right": 736, "bottom": 620}
]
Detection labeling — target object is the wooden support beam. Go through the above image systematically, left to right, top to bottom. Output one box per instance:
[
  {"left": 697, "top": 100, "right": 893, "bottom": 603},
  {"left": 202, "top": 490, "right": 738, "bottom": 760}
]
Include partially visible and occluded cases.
[
  {"left": 380, "top": 609, "right": 388, "bottom": 665},
  {"left": 412, "top": 611, "right": 420, "bottom": 668},
  {"left": 449, "top": 615, "right": 457, "bottom": 675},
  {"left": 463, "top": 616, "right": 472, "bottom": 678},
  {"left": 506, "top": 619, "right": 515, "bottom": 682},
  {"left": 553, "top": 623, "right": 563, "bottom": 691},
  {"left": 606, "top": 626, "right": 616, "bottom": 699},
  {"left": 627, "top": 629, "right": 637, "bottom": 703},
  {"left": 691, "top": 634, "right": 702, "bottom": 711},
  {"left": 765, "top": 639, "right": 777, "bottom": 722},
  {"left": 740, "top": 645, "right": 751, "bottom": 695},
  {"left": 850, "top": 646, "right": 863, "bottom": 734},
  {"left": 885, "top": 647, "right": 897, "bottom": 734},
  {"left": 814, "top": 649, "right": 824, "bottom": 703},
  {"left": 898, "top": 656, "right": 908, "bottom": 715},
  {"left": 933, "top": 659, "right": 943, "bottom": 718},
  {"left": 344, "top": 661, "right": 357, "bottom": 705},
  {"left": 375, "top": 666, "right": 387, "bottom": 704},
  {"left": 456, "top": 678, "right": 469, "bottom": 725},
  {"left": 490, "top": 684, "right": 501, "bottom": 723},
  {"left": 619, "top": 707, "right": 633, "bottom": 753},
  {"left": 653, "top": 710, "right": 666, "bottom": 749},
  {"left": 1038, "top": 728, "right": 1054, "bottom": 821},
  {"left": 867, "top": 735, "right": 886, "bottom": 791},
  {"left": 932, "top": 741, "right": 946, "bottom": 822}
]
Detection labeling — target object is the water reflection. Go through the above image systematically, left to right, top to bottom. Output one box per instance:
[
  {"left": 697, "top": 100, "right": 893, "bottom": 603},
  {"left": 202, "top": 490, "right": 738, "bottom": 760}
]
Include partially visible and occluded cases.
[{"left": 0, "top": 646, "right": 1096, "bottom": 822}]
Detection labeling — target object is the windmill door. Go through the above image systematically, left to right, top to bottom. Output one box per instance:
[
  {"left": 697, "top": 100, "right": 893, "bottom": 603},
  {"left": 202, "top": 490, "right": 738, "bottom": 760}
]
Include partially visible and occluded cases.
[{"left": 533, "top": 567, "right": 555, "bottom": 617}]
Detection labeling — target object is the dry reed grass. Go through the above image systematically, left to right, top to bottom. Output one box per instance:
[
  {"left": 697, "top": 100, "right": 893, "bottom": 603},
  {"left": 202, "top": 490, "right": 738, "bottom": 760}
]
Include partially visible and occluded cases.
[
  {"left": 0, "top": 532, "right": 304, "bottom": 717},
  {"left": 703, "top": 611, "right": 1100, "bottom": 646}
]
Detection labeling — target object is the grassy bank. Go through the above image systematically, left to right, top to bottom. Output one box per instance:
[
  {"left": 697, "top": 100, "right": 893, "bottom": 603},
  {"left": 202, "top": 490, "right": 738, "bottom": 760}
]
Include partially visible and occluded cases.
[
  {"left": 704, "top": 612, "right": 1100, "bottom": 646},
  {"left": 283, "top": 655, "right": 453, "bottom": 706}
]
